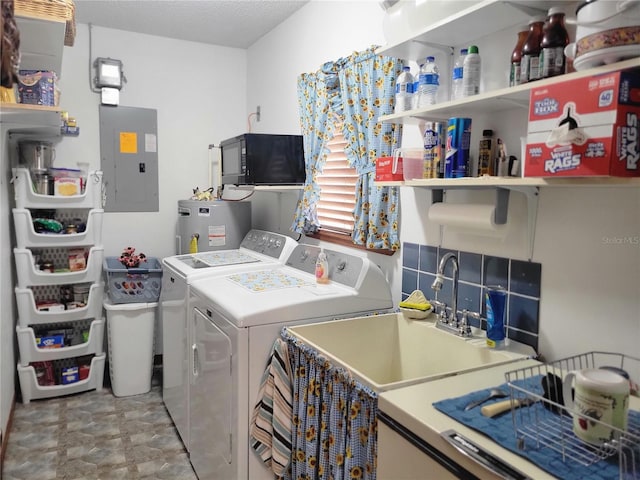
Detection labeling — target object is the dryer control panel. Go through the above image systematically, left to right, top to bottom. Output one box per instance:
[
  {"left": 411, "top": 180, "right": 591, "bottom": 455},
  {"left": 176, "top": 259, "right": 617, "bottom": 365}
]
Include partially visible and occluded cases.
[
  {"left": 239, "top": 229, "right": 294, "bottom": 259},
  {"left": 286, "top": 245, "right": 364, "bottom": 289}
]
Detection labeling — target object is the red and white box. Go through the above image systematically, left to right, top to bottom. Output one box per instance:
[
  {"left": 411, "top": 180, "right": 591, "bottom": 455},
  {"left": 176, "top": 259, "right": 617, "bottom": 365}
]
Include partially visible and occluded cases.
[
  {"left": 525, "top": 68, "right": 640, "bottom": 177},
  {"left": 375, "top": 155, "right": 404, "bottom": 182}
]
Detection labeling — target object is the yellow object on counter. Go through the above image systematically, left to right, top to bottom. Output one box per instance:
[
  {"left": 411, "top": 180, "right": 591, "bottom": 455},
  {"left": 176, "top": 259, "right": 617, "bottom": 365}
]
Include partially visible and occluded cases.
[
  {"left": 0, "top": 86, "right": 17, "bottom": 103},
  {"left": 189, "top": 234, "right": 198, "bottom": 254},
  {"left": 399, "top": 289, "right": 431, "bottom": 311},
  {"left": 399, "top": 301, "right": 431, "bottom": 311}
]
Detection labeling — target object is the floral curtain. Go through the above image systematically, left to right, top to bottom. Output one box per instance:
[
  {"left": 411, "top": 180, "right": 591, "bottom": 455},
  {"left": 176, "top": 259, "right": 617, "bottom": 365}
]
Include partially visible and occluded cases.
[
  {"left": 291, "top": 47, "right": 402, "bottom": 251},
  {"left": 338, "top": 48, "right": 402, "bottom": 250},
  {"left": 291, "top": 62, "right": 340, "bottom": 234},
  {"left": 282, "top": 329, "right": 378, "bottom": 480}
]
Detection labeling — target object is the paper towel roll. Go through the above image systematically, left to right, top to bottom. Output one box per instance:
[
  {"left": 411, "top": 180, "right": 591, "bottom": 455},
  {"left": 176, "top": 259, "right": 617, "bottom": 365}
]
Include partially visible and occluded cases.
[{"left": 428, "top": 203, "right": 504, "bottom": 233}]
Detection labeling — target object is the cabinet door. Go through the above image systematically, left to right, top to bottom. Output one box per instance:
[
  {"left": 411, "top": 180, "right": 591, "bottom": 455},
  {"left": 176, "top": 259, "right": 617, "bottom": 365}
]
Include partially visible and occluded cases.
[{"left": 378, "top": 421, "right": 460, "bottom": 480}]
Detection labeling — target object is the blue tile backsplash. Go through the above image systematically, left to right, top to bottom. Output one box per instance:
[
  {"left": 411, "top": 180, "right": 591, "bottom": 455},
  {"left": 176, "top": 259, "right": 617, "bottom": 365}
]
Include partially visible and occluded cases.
[{"left": 402, "top": 242, "right": 542, "bottom": 352}]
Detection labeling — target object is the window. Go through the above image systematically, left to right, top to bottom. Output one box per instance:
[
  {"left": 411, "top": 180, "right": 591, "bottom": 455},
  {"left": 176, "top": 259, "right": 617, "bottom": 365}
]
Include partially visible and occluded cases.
[{"left": 315, "top": 118, "right": 357, "bottom": 236}]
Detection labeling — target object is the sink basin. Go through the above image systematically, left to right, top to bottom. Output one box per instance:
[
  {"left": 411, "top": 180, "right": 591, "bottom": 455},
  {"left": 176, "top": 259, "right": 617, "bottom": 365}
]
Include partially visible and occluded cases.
[{"left": 287, "top": 313, "right": 536, "bottom": 392}]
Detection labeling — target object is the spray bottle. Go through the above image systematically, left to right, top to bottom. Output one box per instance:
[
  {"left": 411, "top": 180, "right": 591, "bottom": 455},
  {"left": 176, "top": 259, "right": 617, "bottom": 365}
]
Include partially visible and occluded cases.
[{"left": 315, "top": 249, "right": 329, "bottom": 284}]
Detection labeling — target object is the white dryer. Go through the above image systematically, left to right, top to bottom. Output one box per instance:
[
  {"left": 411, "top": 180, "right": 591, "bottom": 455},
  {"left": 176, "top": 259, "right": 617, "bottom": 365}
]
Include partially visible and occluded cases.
[
  {"left": 160, "top": 229, "right": 297, "bottom": 453},
  {"left": 188, "top": 244, "right": 393, "bottom": 480}
]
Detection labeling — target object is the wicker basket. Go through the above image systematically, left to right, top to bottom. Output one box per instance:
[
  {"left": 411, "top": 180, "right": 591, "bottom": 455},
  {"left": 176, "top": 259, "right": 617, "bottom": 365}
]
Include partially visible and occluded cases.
[
  {"left": 15, "top": 0, "right": 76, "bottom": 46},
  {"left": 64, "top": 1, "right": 75, "bottom": 46}
]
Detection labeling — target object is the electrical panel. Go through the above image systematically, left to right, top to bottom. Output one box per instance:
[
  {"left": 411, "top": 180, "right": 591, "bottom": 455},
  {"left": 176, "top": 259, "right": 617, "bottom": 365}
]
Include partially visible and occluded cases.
[{"left": 99, "top": 106, "right": 159, "bottom": 212}]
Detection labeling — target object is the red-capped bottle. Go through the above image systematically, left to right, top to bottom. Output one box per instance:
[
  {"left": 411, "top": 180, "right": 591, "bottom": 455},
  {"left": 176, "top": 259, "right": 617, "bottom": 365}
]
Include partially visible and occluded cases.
[
  {"left": 540, "top": 7, "right": 570, "bottom": 78},
  {"left": 520, "top": 16, "right": 545, "bottom": 83}
]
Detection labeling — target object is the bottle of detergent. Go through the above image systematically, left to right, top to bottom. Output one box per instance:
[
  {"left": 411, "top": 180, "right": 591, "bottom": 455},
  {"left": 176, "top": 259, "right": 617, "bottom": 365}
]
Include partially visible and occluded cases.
[{"left": 315, "top": 249, "right": 329, "bottom": 284}]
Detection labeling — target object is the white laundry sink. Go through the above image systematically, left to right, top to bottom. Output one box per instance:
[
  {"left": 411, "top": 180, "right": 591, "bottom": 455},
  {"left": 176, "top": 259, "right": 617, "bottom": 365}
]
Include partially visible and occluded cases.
[{"left": 286, "top": 313, "right": 536, "bottom": 392}]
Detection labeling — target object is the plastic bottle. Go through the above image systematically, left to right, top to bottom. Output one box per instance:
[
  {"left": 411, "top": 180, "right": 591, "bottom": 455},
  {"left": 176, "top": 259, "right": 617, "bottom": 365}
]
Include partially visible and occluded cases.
[
  {"left": 540, "top": 7, "right": 570, "bottom": 79},
  {"left": 520, "top": 17, "right": 545, "bottom": 83},
  {"left": 509, "top": 26, "right": 529, "bottom": 87},
  {"left": 462, "top": 45, "right": 481, "bottom": 97},
  {"left": 450, "top": 48, "right": 467, "bottom": 101},
  {"left": 417, "top": 56, "right": 439, "bottom": 107},
  {"left": 394, "top": 66, "right": 415, "bottom": 113},
  {"left": 477, "top": 129, "right": 495, "bottom": 176},
  {"left": 315, "top": 249, "right": 329, "bottom": 284},
  {"left": 486, "top": 286, "right": 506, "bottom": 349}
]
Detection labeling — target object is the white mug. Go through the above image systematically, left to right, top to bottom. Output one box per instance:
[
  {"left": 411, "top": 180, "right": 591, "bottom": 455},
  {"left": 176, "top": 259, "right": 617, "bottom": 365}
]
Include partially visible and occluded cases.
[{"left": 563, "top": 368, "right": 630, "bottom": 445}]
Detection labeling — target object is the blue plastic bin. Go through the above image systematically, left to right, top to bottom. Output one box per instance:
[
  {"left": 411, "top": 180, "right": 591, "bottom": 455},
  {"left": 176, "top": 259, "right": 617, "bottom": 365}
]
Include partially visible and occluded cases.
[{"left": 103, "top": 257, "right": 162, "bottom": 304}]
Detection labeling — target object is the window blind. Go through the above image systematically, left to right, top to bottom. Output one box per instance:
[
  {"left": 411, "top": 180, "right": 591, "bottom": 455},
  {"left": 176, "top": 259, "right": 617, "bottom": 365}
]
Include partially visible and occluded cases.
[{"left": 316, "top": 122, "right": 357, "bottom": 234}]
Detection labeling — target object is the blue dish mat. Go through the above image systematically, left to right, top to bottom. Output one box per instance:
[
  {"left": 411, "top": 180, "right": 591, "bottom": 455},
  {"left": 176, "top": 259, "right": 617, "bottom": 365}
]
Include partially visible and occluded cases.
[{"left": 433, "top": 376, "right": 640, "bottom": 480}]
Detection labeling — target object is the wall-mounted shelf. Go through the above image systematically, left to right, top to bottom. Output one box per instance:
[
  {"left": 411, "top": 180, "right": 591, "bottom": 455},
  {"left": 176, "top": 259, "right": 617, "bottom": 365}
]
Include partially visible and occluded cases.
[
  {"left": 378, "top": 0, "right": 563, "bottom": 62},
  {"left": 15, "top": 13, "right": 66, "bottom": 74},
  {"left": 379, "top": 57, "right": 640, "bottom": 125},
  {"left": 0, "top": 103, "right": 62, "bottom": 137},
  {"left": 385, "top": 175, "right": 639, "bottom": 260},
  {"left": 377, "top": 176, "right": 640, "bottom": 189},
  {"left": 226, "top": 185, "right": 303, "bottom": 193}
]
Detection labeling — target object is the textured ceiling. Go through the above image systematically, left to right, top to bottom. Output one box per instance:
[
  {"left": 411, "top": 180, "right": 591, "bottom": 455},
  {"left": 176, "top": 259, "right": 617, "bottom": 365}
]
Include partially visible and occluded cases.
[{"left": 74, "top": 0, "right": 310, "bottom": 49}]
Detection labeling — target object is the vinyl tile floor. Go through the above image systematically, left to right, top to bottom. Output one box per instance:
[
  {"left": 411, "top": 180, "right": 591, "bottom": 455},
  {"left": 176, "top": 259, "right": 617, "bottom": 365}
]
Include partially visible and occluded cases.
[{"left": 2, "top": 367, "right": 198, "bottom": 480}]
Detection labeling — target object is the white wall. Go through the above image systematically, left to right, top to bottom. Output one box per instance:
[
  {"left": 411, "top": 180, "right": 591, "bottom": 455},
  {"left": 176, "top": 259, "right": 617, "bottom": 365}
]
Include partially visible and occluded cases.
[
  {"left": 248, "top": 0, "right": 640, "bottom": 361},
  {"left": 0, "top": 24, "right": 250, "bottom": 435},
  {"left": 56, "top": 24, "right": 248, "bottom": 259}
]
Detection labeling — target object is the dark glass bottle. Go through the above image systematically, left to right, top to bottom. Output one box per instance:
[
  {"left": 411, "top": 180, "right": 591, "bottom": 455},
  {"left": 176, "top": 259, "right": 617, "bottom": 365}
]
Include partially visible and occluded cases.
[
  {"left": 540, "top": 7, "right": 570, "bottom": 78},
  {"left": 520, "top": 17, "right": 545, "bottom": 83},
  {"left": 509, "top": 27, "right": 529, "bottom": 87}
]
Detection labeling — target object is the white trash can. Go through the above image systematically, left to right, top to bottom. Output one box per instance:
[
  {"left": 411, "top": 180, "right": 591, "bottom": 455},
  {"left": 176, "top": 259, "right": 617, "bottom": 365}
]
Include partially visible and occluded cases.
[{"left": 104, "top": 298, "right": 157, "bottom": 397}]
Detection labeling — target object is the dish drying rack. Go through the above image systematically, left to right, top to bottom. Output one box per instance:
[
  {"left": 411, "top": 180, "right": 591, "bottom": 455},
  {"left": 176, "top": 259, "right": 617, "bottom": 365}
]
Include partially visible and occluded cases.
[{"left": 505, "top": 351, "right": 640, "bottom": 480}]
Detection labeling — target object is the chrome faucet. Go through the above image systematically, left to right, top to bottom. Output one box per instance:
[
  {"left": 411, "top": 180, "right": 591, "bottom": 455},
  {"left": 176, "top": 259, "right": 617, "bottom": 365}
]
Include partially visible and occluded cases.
[
  {"left": 431, "top": 252, "right": 459, "bottom": 327},
  {"left": 431, "top": 253, "right": 458, "bottom": 328},
  {"left": 431, "top": 253, "right": 476, "bottom": 337}
]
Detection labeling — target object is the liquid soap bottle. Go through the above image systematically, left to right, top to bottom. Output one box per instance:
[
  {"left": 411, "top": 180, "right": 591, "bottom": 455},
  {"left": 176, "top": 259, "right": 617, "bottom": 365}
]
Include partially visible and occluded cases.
[{"left": 315, "top": 249, "right": 329, "bottom": 284}]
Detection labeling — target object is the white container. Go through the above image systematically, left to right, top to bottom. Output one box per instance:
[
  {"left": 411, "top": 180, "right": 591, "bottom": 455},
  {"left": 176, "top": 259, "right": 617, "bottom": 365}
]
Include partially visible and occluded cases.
[
  {"left": 462, "top": 45, "right": 481, "bottom": 97},
  {"left": 12, "top": 168, "right": 103, "bottom": 210},
  {"left": 12, "top": 208, "right": 104, "bottom": 249},
  {"left": 14, "top": 246, "right": 104, "bottom": 288},
  {"left": 15, "top": 283, "right": 104, "bottom": 327},
  {"left": 104, "top": 299, "right": 157, "bottom": 397},
  {"left": 17, "top": 318, "right": 105, "bottom": 366},
  {"left": 17, "top": 353, "right": 105, "bottom": 404}
]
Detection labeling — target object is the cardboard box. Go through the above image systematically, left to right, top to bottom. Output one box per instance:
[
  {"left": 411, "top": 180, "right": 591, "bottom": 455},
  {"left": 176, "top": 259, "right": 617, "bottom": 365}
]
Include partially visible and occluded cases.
[
  {"left": 525, "top": 68, "right": 640, "bottom": 177},
  {"left": 17, "top": 70, "right": 57, "bottom": 106},
  {"left": 375, "top": 156, "right": 404, "bottom": 182},
  {"left": 68, "top": 248, "right": 87, "bottom": 272},
  {"left": 36, "top": 335, "right": 65, "bottom": 349},
  {"left": 61, "top": 366, "right": 79, "bottom": 384}
]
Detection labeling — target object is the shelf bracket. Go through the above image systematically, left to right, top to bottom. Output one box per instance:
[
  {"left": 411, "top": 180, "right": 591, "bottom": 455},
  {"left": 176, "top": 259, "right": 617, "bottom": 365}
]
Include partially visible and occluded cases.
[
  {"left": 503, "top": 1, "right": 548, "bottom": 17},
  {"left": 410, "top": 40, "right": 454, "bottom": 56},
  {"left": 506, "top": 185, "right": 540, "bottom": 261}
]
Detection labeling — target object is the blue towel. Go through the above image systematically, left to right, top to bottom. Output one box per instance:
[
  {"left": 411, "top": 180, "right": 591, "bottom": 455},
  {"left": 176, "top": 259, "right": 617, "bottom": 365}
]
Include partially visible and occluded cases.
[{"left": 433, "top": 377, "right": 640, "bottom": 480}]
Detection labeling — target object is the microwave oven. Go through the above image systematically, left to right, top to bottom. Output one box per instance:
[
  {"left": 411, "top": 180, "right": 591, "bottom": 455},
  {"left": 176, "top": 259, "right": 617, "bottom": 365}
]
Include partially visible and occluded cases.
[{"left": 220, "top": 133, "right": 306, "bottom": 186}]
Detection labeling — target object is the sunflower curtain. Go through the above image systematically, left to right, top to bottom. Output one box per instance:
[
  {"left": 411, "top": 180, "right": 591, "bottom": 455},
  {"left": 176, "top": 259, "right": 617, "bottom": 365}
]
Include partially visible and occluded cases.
[
  {"left": 291, "top": 47, "right": 402, "bottom": 251},
  {"left": 338, "top": 49, "right": 402, "bottom": 250},
  {"left": 290, "top": 62, "right": 339, "bottom": 234},
  {"left": 282, "top": 329, "right": 378, "bottom": 480}
]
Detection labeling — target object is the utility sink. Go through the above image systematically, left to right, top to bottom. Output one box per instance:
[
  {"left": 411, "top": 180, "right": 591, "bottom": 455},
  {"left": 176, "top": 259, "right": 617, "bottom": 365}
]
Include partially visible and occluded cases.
[{"left": 287, "top": 313, "right": 536, "bottom": 392}]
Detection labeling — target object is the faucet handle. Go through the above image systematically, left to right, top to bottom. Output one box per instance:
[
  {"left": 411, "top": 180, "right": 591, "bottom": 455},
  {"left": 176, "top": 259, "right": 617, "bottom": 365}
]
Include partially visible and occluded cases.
[
  {"left": 430, "top": 300, "right": 447, "bottom": 320},
  {"left": 459, "top": 309, "right": 478, "bottom": 336}
]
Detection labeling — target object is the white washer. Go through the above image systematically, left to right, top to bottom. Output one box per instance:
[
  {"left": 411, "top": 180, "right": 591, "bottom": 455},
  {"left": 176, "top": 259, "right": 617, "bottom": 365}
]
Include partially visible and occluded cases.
[
  {"left": 160, "top": 229, "right": 297, "bottom": 453},
  {"left": 188, "top": 244, "right": 393, "bottom": 480}
]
